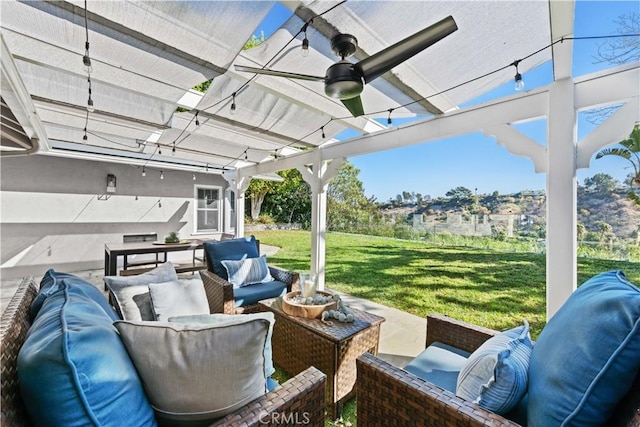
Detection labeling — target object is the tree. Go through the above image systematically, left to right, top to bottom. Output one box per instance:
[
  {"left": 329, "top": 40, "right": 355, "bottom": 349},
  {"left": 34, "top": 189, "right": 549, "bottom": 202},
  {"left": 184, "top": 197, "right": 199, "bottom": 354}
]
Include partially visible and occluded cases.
[
  {"left": 588, "top": 12, "right": 639, "bottom": 124},
  {"left": 596, "top": 124, "right": 640, "bottom": 206},
  {"left": 327, "top": 161, "right": 380, "bottom": 231},
  {"left": 261, "top": 169, "right": 311, "bottom": 226},
  {"left": 583, "top": 173, "right": 619, "bottom": 194},
  {"left": 245, "top": 179, "right": 277, "bottom": 220},
  {"left": 445, "top": 186, "right": 474, "bottom": 208},
  {"left": 598, "top": 221, "right": 613, "bottom": 243},
  {"left": 577, "top": 223, "right": 586, "bottom": 241}
]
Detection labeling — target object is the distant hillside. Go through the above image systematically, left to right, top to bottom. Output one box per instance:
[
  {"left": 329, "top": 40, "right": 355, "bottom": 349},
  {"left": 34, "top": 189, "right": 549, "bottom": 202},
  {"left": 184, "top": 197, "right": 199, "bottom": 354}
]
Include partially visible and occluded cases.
[{"left": 381, "top": 190, "right": 640, "bottom": 240}]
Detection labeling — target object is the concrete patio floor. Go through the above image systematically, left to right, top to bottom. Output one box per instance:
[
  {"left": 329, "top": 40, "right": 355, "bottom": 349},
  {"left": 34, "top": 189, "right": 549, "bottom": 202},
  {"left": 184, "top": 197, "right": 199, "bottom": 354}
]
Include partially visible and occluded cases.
[{"left": 1, "top": 244, "right": 426, "bottom": 368}]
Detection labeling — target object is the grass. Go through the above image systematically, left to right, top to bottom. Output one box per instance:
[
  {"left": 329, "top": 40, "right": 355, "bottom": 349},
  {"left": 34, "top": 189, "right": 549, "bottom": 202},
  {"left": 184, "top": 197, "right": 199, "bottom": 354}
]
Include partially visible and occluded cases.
[{"left": 253, "top": 229, "right": 640, "bottom": 425}]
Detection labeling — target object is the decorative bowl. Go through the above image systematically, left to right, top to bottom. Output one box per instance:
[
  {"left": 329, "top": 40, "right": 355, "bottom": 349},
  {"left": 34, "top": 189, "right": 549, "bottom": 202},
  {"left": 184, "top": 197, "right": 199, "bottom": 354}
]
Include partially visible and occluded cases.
[{"left": 282, "top": 291, "right": 337, "bottom": 319}]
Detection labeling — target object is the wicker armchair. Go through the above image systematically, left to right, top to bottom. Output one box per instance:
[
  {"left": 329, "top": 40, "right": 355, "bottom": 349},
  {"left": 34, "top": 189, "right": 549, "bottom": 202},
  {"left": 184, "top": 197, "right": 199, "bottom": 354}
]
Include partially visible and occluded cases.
[
  {"left": 200, "top": 238, "right": 299, "bottom": 314},
  {"left": 1, "top": 277, "right": 326, "bottom": 427},
  {"left": 356, "top": 314, "right": 640, "bottom": 426}
]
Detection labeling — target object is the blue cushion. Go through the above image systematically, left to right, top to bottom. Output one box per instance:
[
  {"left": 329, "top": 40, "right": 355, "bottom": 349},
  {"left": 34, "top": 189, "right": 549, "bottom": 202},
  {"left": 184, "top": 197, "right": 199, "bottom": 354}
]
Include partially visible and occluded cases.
[
  {"left": 203, "top": 236, "right": 259, "bottom": 280},
  {"left": 222, "top": 255, "right": 274, "bottom": 288},
  {"left": 31, "top": 269, "right": 118, "bottom": 322},
  {"left": 528, "top": 270, "right": 640, "bottom": 427},
  {"left": 19, "top": 277, "right": 156, "bottom": 427},
  {"left": 233, "top": 280, "right": 288, "bottom": 307},
  {"left": 456, "top": 321, "right": 532, "bottom": 414},
  {"left": 403, "top": 341, "right": 471, "bottom": 393}
]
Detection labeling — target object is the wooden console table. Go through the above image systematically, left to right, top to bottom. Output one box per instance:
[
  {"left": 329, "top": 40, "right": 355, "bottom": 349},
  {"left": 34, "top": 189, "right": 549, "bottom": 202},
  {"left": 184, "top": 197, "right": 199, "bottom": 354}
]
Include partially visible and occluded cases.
[
  {"left": 104, "top": 240, "right": 206, "bottom": 276},
  {"left": 259, "top": 297, "right": 385, "bottom": 419}
]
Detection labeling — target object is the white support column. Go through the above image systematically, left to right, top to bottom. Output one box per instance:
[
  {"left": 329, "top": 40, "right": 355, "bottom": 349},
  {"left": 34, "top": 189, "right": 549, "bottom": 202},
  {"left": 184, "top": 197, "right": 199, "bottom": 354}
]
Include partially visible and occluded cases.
[
  {"left": 546, "top": 78, "right": 577, "bottom": 319},
  {"left": 298, "top": 155, "right": 345, "bottom": 290},
  {"left": 223, "top": 171, "right": 250, "bottom": 238}
]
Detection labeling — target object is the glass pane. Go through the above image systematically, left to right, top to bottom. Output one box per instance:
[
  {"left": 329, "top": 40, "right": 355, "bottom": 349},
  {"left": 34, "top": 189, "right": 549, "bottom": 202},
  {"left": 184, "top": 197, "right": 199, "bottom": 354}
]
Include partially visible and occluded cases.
[{"left": 197, "top": 210, "right": 219, "bottom": 231}]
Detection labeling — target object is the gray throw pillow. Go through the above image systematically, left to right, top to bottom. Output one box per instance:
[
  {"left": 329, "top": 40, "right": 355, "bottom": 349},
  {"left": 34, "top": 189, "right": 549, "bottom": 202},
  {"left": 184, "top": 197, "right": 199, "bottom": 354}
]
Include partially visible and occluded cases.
[
  {"left": 103, "top": 262, "right": 177, "bottom": 320},
  {"left": 148, "top": 276, "right": 209, "bottom": 321},
  {"left": 169, "top": 312, "right": 276, "bottom": 377},
  {"left": 114, "top": 318, "right": 270, "bottom": 425}
]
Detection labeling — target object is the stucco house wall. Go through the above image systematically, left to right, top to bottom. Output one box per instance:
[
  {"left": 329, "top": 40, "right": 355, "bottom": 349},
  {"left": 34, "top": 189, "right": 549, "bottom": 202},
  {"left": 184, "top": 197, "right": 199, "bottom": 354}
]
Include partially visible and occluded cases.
[{"left": 0, "top": 155, "right": 229, "bottom": 279}]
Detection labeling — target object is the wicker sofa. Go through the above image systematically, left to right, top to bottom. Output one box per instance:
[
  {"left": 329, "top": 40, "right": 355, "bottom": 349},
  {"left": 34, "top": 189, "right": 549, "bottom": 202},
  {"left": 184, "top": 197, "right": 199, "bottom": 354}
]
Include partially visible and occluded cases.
[
  {"left": 1, "top": 276, "right": 326, "bottom": 427},
  {"left": 357, "top": 313, "right": 640, "bottom": 426}
]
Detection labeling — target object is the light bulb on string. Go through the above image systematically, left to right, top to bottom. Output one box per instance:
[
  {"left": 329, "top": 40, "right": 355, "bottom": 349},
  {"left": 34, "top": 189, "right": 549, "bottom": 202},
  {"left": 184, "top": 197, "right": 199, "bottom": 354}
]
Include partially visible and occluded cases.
[
  {"left": 301, "top": 22, "right": 310, "bottom": 57},
  {"left": 82, "top": 54, "right": 93, "bottom": 74},
  {"left": 513, "top": 60, "right": 525, "bottom": 91},
  {"left": 230, "top": 92, "right": 236, "bottom": 115},
  {"left": 87, "top": 97, "right": 95, "bottom": 112},
  {"left": 387, "top": 109, "right": 393, "bottom": 126},
  {"left": 195, "top": 111, "right": 200, "bottom": 126},
  {"left": 321, "top": 126, "right": 326, "bottom": 139},
  {"left": 83, "top": 127, "right": 88, "bottom": 141},
  {"left": 172, "top": 143, "right": 176, "bottom": 156},
  {"left": 157, "top": 144, "right": 162, "bottom": 155},
  {"left": 142, "top": 167, "right": 146, "bottom": 177},
  {"left": 160, "top": 170, "right": 164, "bottom": 180},
  {"left": 193, "top": 173, "right": 196, "bottom": 181}
]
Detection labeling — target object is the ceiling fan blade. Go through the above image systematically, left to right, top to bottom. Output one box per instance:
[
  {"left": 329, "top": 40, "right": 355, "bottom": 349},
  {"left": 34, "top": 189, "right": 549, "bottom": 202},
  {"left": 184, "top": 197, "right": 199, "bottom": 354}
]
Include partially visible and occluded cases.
[
  {"left": 355, "top": 15, "right": 458, "bottom": 84},
  {"left": 234, "top": 65, "right": 325, "bottom": 82},
  {"left": 341, "top": 96, "right": 365, "bottom": 117}
]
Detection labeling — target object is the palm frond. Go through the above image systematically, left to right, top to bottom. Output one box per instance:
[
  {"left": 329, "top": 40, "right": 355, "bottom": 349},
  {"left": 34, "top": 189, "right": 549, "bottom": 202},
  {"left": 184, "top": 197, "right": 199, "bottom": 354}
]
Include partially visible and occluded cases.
[
  {"left": 620, "top": 124, "right": 640, "bottom": 152},
  {"left": 596, "top": 147, "right": 632, "bottom": 159}
]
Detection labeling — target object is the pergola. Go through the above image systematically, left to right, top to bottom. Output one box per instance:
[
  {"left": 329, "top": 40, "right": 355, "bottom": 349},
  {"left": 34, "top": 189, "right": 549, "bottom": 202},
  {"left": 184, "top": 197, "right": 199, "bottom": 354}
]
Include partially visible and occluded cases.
[{"left": 2, "top": 1, "right": 639, "bottom": 318}]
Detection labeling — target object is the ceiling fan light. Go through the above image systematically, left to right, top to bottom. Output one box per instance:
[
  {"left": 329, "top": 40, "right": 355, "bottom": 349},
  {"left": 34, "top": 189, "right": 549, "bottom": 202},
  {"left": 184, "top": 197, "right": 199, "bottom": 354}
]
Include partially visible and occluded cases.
[{"left": 325, "top": 61, "right": 364, "bottom": 99}]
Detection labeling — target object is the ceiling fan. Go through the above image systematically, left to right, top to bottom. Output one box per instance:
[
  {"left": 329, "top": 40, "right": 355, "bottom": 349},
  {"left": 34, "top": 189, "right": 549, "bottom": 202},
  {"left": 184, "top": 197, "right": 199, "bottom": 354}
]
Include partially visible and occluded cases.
[{"left": 235, "top": 15, "right": 457, "bottom": 117}]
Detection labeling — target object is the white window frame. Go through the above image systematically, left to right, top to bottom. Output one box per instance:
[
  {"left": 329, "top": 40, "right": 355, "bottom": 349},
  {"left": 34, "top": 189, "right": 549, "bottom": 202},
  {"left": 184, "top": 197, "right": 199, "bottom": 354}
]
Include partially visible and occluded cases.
[{"left": 193, "top": 185, "right": 222, "bottom": 234}]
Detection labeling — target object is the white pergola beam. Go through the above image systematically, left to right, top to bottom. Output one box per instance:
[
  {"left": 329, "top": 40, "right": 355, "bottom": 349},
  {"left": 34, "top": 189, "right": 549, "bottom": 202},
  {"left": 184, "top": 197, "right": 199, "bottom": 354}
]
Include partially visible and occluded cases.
[{"left": 577, "top": 101, "right": 640, "bottom": 169}]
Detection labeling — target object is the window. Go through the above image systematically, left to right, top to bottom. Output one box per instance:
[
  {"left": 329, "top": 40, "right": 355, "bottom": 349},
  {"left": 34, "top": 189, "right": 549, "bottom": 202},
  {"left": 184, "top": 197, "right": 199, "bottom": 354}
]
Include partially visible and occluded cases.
[{"left": 194, "top": 185, "right": 221, "bottom": 233}]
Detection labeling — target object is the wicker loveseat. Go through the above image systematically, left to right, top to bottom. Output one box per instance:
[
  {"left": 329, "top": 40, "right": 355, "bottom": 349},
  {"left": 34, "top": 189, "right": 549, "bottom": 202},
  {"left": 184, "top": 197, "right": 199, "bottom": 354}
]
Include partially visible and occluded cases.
[
  {"left": 1, "top": 276, "right": 326, "bottom": 427},
  {"left": 357, "top": 313, "right": 640, "bottom": 426}
]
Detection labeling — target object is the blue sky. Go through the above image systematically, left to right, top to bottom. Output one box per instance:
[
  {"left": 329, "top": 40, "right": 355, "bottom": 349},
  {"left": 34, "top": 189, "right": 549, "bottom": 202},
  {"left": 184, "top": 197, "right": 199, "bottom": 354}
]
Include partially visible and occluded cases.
[{"left": 257, "top": 1, "right": 638, "bottom": 201}]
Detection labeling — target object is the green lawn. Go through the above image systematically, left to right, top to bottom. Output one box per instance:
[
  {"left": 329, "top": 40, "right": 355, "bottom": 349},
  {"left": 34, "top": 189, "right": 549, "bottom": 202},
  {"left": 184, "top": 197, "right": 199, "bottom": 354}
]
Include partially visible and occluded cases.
[{"left": 254, "top": 229, "right": 640, "bottom": 425}]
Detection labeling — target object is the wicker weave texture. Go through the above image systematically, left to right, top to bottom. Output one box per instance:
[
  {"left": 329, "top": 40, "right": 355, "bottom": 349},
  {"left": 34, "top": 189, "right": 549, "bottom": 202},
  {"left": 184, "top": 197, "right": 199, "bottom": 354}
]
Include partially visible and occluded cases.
[
  {"left": 201, "top": 267, "right": 299, "bottom": 314},
  {"left": 1, "top": 276, "right": 327, "bottom": 427},
  {"left": 1, "top": 277, "right": 38, "bottom": 427},
  {"left": 260, "top": 299, "right": 384, "bottom": 419},
  {"left": 358, "top": 314, "right": 640, "bottom": 427},
  {"left": 211, "top": 366, "right": 327, "bottom": 427}
]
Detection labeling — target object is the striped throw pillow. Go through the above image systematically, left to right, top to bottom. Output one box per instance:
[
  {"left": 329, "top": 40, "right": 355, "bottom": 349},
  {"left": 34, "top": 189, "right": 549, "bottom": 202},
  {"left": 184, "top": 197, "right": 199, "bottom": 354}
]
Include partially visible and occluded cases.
[{"left": 221, "top": 255, "right": 273, "bottom": 288}]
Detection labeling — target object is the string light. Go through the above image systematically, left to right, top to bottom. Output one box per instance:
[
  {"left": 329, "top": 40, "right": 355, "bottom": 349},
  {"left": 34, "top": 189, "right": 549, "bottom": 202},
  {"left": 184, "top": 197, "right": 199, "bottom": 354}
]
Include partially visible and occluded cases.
[
  {"left": 82, "top": 1, "right": 92, "bottom": 73},
  {"left": 301, "top": 22, "right": 310, "bottom": 57},
  {"left": 513, "top": 60, "right": 525, "bottom": 91},
  {"left": 230, "top": 92, "right": 237, "bottom": 115},
  {"left": 387, "top": 109, "right": 393, "bottom": 126},
  {"left": 195, "top": 111, "right": 200, "bottom": 126},
  {"left": 321, "top": 126, "right": 325, "bottom": 139},
  {"left": 83, "top": 127, "right": 88, "bottom": 141},
  {"left": 172, "top": 142, "right": 176, "bottom": 155},
  {"left": 157, "top": 144, "right": 162, "bottom": 155},
  {"left": 244, "top": 149, "right": 248, "bottom": 161},
  {"left": 205, "top": 163, "right": 209, "bottom": 173},
  {"left": 142, "top": 166, "right": 146, "bottom": 177},
  {"left": 160, "top": 170, "right": 164, "bottom": 180},
  {"left": 193, "top": 173, "right": 196, "bottom": 181},
  {"left": 158, "top": 200, "right": 162, "bottom": 208}
]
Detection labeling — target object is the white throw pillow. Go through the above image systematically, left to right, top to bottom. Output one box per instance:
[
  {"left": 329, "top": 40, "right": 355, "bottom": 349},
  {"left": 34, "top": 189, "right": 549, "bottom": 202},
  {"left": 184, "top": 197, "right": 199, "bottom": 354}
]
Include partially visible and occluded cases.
[
  {"left": 221, "top": 255, "right": 273, "bottom": 288},
  {"left": 103, "top": 262, "right": 178, "bottom": 320},
  {"left": 148, "top": 276, "right": 209, "bottom": 321},
  {"left": 169, "top": 312, "right": 276, "bottom": 377},
  {"left": 114, "top": 319, "right": 270, "bottom": 425}
]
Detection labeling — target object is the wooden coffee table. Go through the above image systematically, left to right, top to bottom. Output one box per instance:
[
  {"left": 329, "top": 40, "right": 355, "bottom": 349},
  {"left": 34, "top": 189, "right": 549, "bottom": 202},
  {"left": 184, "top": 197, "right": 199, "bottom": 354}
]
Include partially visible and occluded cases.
[{"left": 259, "top": 297, "right": 385, "bottom": 419}]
